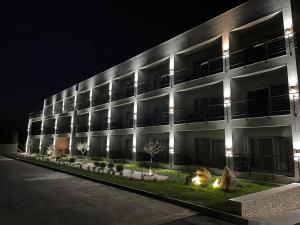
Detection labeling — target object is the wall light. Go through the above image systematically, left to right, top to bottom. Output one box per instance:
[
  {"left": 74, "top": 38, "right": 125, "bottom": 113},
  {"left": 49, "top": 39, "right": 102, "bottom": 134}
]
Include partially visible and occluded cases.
[
  {"left": 285, "top": 28, "right": 294, "bottom": 39},
  {"left": 223, "top": 49, "right": 229, "bottom": 59},
  {"left": 224, "top": 97, "right": 231, "bottom": 108}
]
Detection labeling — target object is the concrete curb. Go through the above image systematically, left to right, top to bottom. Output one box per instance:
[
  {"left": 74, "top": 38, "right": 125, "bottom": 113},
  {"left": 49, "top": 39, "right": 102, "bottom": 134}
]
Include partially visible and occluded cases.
[{"left": 4, "top": 154, "right": 248, "bottom": 225}]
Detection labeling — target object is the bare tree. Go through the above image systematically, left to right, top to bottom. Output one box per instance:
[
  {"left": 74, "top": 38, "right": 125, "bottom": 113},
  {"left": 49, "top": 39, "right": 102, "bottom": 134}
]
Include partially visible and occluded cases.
[
  {"left": 143, "top": 139, "right": 162, "bottom": 175},
  {"left": 77, "top": 142, "right": 88, "bottom": 160},
  {"left": 46, "top": 144, "right": 55, "bottom": 156}
]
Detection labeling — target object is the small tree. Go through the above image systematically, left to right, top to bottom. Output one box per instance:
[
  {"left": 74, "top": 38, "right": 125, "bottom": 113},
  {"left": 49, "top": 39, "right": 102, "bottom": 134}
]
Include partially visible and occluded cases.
[
  {"left": 143, "top": 139, "right": 162, "bottom": 175},
  {"left": 77, "top": 142, "right": 88, "bottom": 160},
  {"left": 46, "top": 144, "right": 55, "bottom": 156}
]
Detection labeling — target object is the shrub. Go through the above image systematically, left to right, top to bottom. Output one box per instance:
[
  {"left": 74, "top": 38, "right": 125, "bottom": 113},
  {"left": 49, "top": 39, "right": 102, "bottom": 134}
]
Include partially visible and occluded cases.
[
  {"left": 56, "top": 156, "right": 61, "bottom": 161},
  {"left": 68, "top": 157, "right": 76, "bottom": 163},
  {"left": 94, "top": 161, "right": 100, "bottom": 167},
  {"left": 108, "top": 161, "right": 115, "bottom": 169},
  {"left": 99, "top": 162, "right": 106, "bottom": 170},
  {"left": 116, "top": 164, "right": 124, "bottom": 175}
]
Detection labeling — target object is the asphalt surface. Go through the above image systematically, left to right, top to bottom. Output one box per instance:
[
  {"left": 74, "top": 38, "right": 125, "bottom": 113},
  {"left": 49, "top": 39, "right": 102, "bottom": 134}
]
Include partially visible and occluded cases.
[{"left": 0, "top": 155, "right": 234, "bottom": 225}]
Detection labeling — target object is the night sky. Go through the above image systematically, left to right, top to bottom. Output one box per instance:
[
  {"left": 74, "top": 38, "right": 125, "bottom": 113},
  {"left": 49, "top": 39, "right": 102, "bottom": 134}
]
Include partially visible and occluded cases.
[{"left": 0, "top": 0, "right": 247, "bottom": 144}]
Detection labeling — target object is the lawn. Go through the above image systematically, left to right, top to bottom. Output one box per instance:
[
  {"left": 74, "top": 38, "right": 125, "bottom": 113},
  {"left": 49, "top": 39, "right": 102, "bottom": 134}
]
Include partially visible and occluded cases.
[{"left": 14, "top": 154, "right": 276, "bottom": 214}]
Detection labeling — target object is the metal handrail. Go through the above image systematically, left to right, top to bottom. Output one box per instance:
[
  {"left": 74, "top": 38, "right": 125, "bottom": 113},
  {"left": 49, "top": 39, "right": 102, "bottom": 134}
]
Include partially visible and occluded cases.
[
  {"left": 230, "top": 34, "right": 287, "bottom": 69},
  {"left": 174, "top": 55, "right": 223, "bottom": 84},
  {"left": 138, "top": 73, "right": 170, "bottom": 94},
  {"left": 111, "top": 85, "right": 134, "bottom": 101},
  {"left": 231, "top": 93, "right": 291, "bottom": 119},
  {"left": 174, "top": 102, "right": 224, "bottom": 124},
  {"left": 138, "top": 111, "right": 169, "bottom": 127},
  {"left": 233, "top": 153, "right": 294, "bottom": 177}
]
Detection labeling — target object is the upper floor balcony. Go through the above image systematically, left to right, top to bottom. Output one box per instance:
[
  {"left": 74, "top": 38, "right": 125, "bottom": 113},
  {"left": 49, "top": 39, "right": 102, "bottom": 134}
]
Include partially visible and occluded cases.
[
  {"left": 230, "top": 12, "right": 286, "bottom": 70},
  {"left": 174, "top": 37, "right": 223, "bottom": 85},
  {"left": 138, "top": 60, "right": 170, "bottom": 94},
  {"left": 231, "top": 67, "right": 291, "bottom": 120},
  {"left": 111, "top": 73, "right": 134, "bottom": 101},
  {"left": 174, "top": 82, "right": 224, "bottom": 124},
  {"left": 92, "top": 84, "right": 109, "bottom": 107},
  {"left": 137, "top": 96, "right": 169, "bottom": 127},
  {"left": 111, "top": 103, "right": 133, "bottom": 130},
  {"left": 90, "top": 109, "right": 108, "bottom": 131},
  {"left": 29, "top": 110, "right": 43, "bottom": 119},
  {"left": 75, "top": 114, "right": 89, "bottom": 133},
  {"left": 56, "top": 116, "right": 71, "bottom": 134}
]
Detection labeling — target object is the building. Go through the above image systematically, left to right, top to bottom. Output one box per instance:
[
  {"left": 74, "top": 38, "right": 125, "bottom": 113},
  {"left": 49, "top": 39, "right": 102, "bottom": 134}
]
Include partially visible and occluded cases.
[{"left": 27, "top": 0, "right": 300, "bottom": 183}]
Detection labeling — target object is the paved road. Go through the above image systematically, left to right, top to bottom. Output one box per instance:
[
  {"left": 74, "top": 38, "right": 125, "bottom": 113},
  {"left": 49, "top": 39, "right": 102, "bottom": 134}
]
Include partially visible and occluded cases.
[{"left": 0, "top": 155, "right": 234, "bottom": 225}]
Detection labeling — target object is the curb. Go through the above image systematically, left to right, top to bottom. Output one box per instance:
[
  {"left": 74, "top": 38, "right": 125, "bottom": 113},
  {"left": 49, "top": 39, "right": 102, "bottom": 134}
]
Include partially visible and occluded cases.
[{"left": 3, "top": 154, "right": 248, "bottom": 225}]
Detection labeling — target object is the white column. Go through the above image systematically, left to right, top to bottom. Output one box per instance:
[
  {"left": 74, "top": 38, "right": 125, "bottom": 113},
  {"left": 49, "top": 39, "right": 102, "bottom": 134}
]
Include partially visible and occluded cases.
[
  {"left": 283, "top": 8, "right": 300, "bottom": 181},
  {"left": 222, "top": 33, "right": 230, "bottom": 72},
  {"left": 223, "top": 33, "right": 233, "bottom": 168},
  {"left": 169, "top": 55, "right": 175, "bottom": 166},
  {"left": 133, "top": 69, "right": 138, "bottom": 162},
  {"left": 106, "top": 81, "right": 112, "bottom": 159},
  {"left": 87, "top": 89, "right": 93, "bottom": 156},
  {"left": 69, "top": 90, "right": 78, "bottom": 156},
  {"left": 39, "top": 100, "right": 46, "bottom": 154},
  {"left": 25, "top": 118, "right": 32, "bottom": 154}
]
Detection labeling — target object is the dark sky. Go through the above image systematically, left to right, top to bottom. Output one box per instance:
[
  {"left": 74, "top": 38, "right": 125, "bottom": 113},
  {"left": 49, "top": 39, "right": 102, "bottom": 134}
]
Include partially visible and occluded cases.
[{"left": 0, "top": 0, "right": 247, "bottom": 143}]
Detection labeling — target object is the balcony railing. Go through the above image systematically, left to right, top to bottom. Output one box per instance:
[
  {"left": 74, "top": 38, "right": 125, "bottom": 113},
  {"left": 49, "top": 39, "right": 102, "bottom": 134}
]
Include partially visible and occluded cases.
[
  {"left": 230, "top": 35, "right": 286, "bottom": 69},
  {"left": 174, "top": 56, "right": 223, "bottom": 84},
  {"left": 138, "top": 74, "right": 170, "bottom": 94},
  {"left": 111, "top": 85, "right": 134, "bottom": 102},
  {"left": 92, "top": 94, "right": 109, "bottom": 107},
  {"left": 231, "top": 94, "right": 290, "bottom": 119},
  {"left": 77, "top": 100, "right": 90, "bottom": 110},
  {"left": 175, "top": 103, "right": 224, "bottom": 124},
  {"left": 29, "top": 111, "right": 43, "bottom": 118},
  {"left": 138, "top": 112, "right": 169, "bottom": 127},
  {"left": 110, "top": 118, "right": 133, "bottom": 130},
  {"left": 90, "top": 123, "right": 108, "bottom": 131},
  {"left": 75, "top": 125, "right": 89, "bottom": 133},
  {"left": 56, "top": 127, "right": 71, "bottom": 134},
  {"left": 30, "top": 128, "right": 41, "bottom": 135},
  {"left": 43, "top": 128, "right": 55, "bottom": 135},
  {"left": 233, "top": 154, "right": 294, "bottom": 177}
]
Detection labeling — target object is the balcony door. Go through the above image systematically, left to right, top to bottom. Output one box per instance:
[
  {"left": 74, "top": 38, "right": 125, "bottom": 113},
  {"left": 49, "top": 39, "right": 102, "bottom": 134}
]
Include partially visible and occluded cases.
[
  {"left": 247, "top": 88, "right": 269, "bottom": 117},
  {"left": 249, "top": 137, "right": 293, "bottom": 175}
]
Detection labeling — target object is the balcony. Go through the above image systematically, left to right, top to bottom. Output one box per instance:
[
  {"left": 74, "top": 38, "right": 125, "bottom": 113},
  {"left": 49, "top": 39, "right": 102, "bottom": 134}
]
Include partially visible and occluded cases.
[
  {"left": 230, "top": 35, "right": 286, "bottom": 69},
  {"left": 174, "top": 56, "right": 223, "bottom": 84},
  {"left": 138, "top": 74, "right": 169, "bottom": 94},
  {"left": 111, "top": 84, "right": 134, "bottom": 102},
  {"left": 231, "top": 93, "right": 290, "bottom": 119},
  {"left": 92, "top": 94, "right": 109, "bottom": 107},
  {"left": 77, "top": 100, "right": 90, "bottom": 110},
  {"left": 175, "top": 103, "right": 224, "bottom": 124},
  {"left": 29, "top": 111, "right": 43, "bottom": 118},
  {"left": 138, "top": 112, "right": 169, "bottom": 127},
  {"left": 110, "top": 117, "right": 133, "bottom": 130},
  {"left": 90, "top": 123, "right": 108, "bottom": 132},
  {"left": 75, "top": 125, "right": 89, "bottom": 133},
  {"left": 30, "top": 127, "right": 41, "bottom": 135},
  {"left": 56, "top": 127, "right": 71, "bottom": 134},
  {"left": 43, "top": 128, "right": 55, "bottom": 135},
  {"left": 233, "top": 153, "right": 294, "bottom": 177}
]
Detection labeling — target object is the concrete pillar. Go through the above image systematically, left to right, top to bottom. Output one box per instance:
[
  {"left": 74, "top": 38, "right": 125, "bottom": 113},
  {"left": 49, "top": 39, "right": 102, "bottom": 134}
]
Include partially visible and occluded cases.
[
  {"left": 283, "top": 8, "right": 300, "bottom": 181},
  {"left": 222, "top": 33, "right": 230, "bottom": 72},
  {"left": 223, "top": 33, "right": 233, "bottom": 169},
  {"left": 169, "top": 55, "right": 175, "bottom": 167},
  {"left": 132, "top": 69, "right": 138, "bottom": 163},
  {"left": 106, "top": 80, "right": 113, "bottom": 160},
  {"left": 70, "top": 88, "right": 79, "bottom": 156},
  {"left": 87, "top": 88, "right": 93, "bottom": 157},
  {"left": 39, "top": 100, "right": 47, "bottom": 155},
  {"left": 25, "top": 118, "right": 32, "bottom": 154}
]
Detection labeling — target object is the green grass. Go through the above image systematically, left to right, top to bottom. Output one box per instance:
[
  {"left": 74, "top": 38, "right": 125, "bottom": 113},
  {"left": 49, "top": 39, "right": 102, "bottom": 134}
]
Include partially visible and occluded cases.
[{"left": 15, "top": 155, "right": 276, "bottom": 214}]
